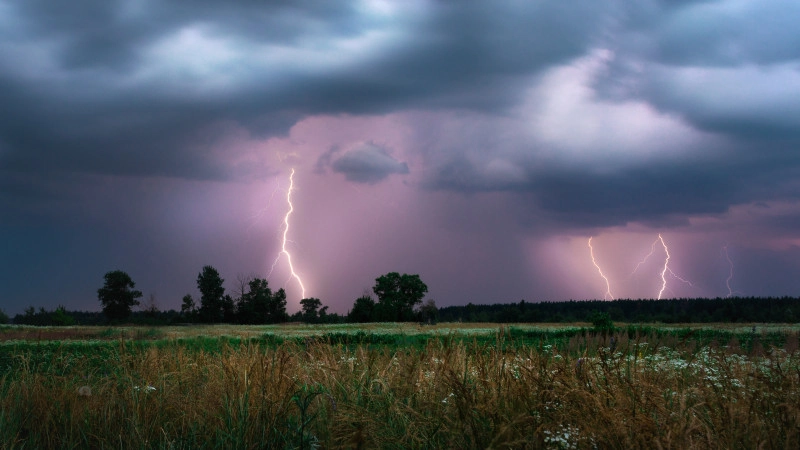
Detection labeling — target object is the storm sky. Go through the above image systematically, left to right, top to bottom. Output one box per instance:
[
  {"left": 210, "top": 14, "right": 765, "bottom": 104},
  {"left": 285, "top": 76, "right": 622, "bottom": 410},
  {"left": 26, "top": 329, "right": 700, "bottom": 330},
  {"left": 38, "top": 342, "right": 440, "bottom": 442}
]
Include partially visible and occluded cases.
[{"left": 3, "top": 0, "right": 800, "bottom": 315}]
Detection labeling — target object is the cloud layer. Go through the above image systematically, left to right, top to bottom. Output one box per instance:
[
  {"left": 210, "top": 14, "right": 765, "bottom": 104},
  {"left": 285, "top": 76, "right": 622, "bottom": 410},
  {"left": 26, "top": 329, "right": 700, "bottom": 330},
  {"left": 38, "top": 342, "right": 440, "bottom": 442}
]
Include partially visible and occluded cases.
[{"left": 2, "top": 0, "right": 800, "bottom": 314}]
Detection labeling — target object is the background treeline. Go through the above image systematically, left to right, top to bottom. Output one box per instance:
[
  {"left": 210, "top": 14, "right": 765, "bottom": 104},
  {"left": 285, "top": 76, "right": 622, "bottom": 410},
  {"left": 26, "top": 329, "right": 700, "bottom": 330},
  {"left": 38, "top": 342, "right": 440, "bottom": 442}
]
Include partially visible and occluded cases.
[
  {"left": 7, "top": 296, "right": 800, "bottom": 326},
  {"left": 439, "top": 297, "right": 800, "bottom": 324}
]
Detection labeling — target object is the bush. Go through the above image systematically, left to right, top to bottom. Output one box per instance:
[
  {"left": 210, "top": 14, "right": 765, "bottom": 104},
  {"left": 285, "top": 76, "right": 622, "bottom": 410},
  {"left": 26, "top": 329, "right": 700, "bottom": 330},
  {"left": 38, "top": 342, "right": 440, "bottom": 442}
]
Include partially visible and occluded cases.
[{"left": 590, "top": 311, "right": 614, "bottom": 333}]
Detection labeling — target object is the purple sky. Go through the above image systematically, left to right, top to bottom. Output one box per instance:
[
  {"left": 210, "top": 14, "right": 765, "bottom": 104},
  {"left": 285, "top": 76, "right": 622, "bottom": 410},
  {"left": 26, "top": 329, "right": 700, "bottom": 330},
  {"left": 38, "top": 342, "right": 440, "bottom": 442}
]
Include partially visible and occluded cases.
[{"left": 3, "top": 0, "right": 800, "bottom": 316}]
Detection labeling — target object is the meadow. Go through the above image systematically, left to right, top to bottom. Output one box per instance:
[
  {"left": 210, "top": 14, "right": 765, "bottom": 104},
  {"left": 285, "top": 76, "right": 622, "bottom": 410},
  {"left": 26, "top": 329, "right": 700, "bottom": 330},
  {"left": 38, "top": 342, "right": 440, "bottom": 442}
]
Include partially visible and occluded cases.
[{"left": 1, "top": 323, "right": 798, "bottom": 449}]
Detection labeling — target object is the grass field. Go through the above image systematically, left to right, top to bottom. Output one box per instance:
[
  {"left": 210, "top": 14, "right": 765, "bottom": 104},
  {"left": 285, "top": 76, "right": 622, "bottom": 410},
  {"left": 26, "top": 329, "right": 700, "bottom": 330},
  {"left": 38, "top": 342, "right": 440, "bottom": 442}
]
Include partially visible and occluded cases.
[{"left": 1, "top": 323, "right": 799, "bottom": 449}]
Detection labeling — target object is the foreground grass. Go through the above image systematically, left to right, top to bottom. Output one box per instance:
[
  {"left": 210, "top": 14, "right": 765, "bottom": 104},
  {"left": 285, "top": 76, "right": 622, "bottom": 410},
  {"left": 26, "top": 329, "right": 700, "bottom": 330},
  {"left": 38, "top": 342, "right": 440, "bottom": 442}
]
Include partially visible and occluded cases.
[{"left": 0, "top": 324, "right": 798, "bottom": 448}]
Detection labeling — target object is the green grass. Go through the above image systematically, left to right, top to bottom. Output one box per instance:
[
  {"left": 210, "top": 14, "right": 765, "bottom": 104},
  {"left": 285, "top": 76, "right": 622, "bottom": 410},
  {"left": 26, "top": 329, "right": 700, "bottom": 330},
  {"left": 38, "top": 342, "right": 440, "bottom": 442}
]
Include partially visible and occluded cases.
[{"left": 0, "top": 323, "right": 798, "bottom": 448}]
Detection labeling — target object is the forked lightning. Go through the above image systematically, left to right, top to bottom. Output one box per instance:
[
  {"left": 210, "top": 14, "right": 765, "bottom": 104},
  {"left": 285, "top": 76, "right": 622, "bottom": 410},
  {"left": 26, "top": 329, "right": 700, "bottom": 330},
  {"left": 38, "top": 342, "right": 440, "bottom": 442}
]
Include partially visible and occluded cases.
[{"left": 268, "top": 168, "right": 306, "bottom": 300}]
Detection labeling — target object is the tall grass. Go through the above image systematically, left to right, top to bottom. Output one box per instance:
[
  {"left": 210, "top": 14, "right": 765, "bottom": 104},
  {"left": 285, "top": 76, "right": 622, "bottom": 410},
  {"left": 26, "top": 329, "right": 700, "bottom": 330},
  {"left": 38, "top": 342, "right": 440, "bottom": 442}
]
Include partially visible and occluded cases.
[{"left": 0, "top": 328, "right": 798, "bottom": 448}]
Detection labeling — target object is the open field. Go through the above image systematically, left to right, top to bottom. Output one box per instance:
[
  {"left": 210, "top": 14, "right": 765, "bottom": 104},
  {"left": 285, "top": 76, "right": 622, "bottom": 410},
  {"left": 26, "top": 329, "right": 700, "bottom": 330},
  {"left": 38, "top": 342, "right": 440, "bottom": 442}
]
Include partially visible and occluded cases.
[{"left": 1, "top": 323, "right": 799, "bottom": 448}]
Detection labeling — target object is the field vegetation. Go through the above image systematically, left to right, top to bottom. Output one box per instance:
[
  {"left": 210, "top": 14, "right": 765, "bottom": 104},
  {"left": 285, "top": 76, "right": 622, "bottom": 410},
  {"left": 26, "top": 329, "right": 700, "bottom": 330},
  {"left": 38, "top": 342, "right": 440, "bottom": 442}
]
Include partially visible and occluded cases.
[{"left": 1, "top": 323, "right": 799, "bottom": 449}]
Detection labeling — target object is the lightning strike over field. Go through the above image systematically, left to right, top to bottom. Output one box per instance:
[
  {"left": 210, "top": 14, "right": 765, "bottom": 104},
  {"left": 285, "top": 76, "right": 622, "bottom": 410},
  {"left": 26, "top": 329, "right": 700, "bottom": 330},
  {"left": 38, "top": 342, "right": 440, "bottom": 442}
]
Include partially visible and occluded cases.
[
  {"left": 268, "top": 168, "right": 307, "bottom": 300},
  {"left": 631, "top": 234, "right": 693, "bottom": 299},
  {"left": 654, "top": 234, "right": 694, "bottom": 299},
  {"left": 656, "top": 234, "right": 671, "bottom": 300},
  {"left": 588, "top": 237, "right": 615, "bottom": 300},
  {"left": 723, "top": 245, "right": 737, "bottom": 298}
]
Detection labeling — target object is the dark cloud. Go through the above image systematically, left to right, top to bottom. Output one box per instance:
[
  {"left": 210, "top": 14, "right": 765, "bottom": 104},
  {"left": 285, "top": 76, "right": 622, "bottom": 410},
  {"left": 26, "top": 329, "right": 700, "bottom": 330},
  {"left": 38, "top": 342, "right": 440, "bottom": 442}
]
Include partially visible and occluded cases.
[
  {"left": 0, "top": 0, "right": 608, "bottom": 217},
  {"left": 2, "top": 0, "right": 800, "bottom": 313},
  {"left": 328, "top": 143, "right": 409, "bottom": 184}
]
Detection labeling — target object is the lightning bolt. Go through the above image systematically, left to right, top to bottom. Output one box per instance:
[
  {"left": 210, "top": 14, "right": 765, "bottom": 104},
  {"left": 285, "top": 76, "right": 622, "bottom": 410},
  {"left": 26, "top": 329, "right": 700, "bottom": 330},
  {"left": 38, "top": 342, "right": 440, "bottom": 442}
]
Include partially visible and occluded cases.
[
  {"left": 268, "top": 168, "right": 307, "bottom": 300},
  {"left": 246, "top": 178, "right": 283, "bottom": 237},
  {"left": 631, "top": 234, "right": 692, "bottom": 299},
  {"left": 654, "top": 234, "right": 694, "bottom": 300},
  {"left": 656, "top": 234, "right": 671, "bottom": 300},
  {"left": 588, "top": 237, "right": 615, "bottom": 300},
  {"left": 632, "top": 238, "right": 658, "bottom": 275},
  {"left": 722, "top": 244, "right": 739, "bottom": 298}
]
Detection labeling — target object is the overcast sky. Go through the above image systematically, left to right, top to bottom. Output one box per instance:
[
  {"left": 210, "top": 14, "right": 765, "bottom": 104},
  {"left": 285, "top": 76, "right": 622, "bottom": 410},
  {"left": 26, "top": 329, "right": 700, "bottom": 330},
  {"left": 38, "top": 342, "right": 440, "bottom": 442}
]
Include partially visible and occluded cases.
[{"left": 2, "top": 0, "right": 800, "bottom": 316}]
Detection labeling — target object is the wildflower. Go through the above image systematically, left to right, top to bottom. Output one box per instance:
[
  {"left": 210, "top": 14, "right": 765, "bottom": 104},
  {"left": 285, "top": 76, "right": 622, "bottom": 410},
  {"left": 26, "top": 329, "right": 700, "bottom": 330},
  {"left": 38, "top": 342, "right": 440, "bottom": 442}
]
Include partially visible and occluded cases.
[
  {"left": 574, "top": 358, "right": 584, "bottom": 377},
  {"left": 77, "top": 385, "right": 92, "bottom": 397},
  {"left": 325, "top": 393, "right": 337, "bottom": 412}
]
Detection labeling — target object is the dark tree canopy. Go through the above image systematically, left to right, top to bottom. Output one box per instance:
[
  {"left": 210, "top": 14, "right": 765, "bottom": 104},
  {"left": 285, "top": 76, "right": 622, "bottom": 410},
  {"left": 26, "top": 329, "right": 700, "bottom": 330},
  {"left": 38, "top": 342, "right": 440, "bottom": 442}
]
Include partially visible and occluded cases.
[
  {"left": 197, "top": 265, "right": 225, "bottom": 323},
  {"left": 97, "top": 270, "right": 142, "bottom": 322},
  {"left": 373, "top": 272, "right": 428, "bottom": 321},
  {"left": 236, "top": 278, "right": 287, "bottom": 324},
  {"left": 181, "top": 294, "right": 196, "bottom": 319},
  {"left": 348, "top": 295, "right": 376, "bottom": 323},
  {"left": 300, "top": 297, "right": 323, "bottom": 323},
  {"left": 419, "top": 299, "right": 439, "bottom": 324}
]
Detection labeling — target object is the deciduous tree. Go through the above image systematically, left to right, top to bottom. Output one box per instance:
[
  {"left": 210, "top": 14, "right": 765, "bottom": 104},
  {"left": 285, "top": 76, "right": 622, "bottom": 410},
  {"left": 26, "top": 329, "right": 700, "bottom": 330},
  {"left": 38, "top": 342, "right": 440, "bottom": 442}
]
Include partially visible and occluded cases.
[
  {"left": 197, "top": 265, "right": 225, "bottom": 323},
  {"left": 97, "top": 270, "right": 142, "bottom": 322},
  {"left": 373, "top": 272, "right": 428, "bottom": 321},
  {"left": 180, "top": 294, "right": 197, "bottom": 321},
  {"left": 348, "top": 294, "right": 376, "bottom": 323},
  {"left": 300, "top": 297, "right": 322, "bottom": 323}
]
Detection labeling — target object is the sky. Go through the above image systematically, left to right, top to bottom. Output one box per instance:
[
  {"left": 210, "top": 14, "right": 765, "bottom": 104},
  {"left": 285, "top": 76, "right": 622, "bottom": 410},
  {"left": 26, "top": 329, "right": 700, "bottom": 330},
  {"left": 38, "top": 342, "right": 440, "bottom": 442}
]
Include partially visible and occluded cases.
[{"left": 2, "top": 0, "right": 800, "bottom": 316}]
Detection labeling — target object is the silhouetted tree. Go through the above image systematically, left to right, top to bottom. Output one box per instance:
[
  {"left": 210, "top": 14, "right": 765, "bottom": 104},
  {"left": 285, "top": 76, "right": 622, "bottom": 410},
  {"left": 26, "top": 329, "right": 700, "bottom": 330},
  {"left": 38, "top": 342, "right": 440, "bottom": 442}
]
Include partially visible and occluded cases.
[
  {"left": 197, "top": 266, "right": 225, "bottom": 323},
  {"left": 97, "top": 270, "right": 142, "bottom": 322},
  {"left": 373, "top": 272, "right": 428, "bottom": 321},
  {"left": 237, "top": 278, "right": 272, "bottom": 324},
  {"left": 237, "top": 278, "right": 288, "bottom": 324},
  {"left": 269, "top": 288, "right": 288, "bottom": 323},
  {"left": 142, "top": 293, "right": 159, "bottom": 318},
  {"left": 181, "top": 294, "right": 197, "bottom": 321},
  {"left": 222, "top": 295, "right": 236, "bottom": 323},
  {"left": 348, "top": 295, "right": 376, "bottom": 323},
  {"left": 300, "top": 297, "right": 323, "bottom": 323},
  {"left": 418, "top": 299, "right": 438, "bottom": 324},
  {"left": 51, "top": 305, "right": 76, "bottom": 326},
  {"left": 0, "top": 308, "right": 9, "bottom": 324}
]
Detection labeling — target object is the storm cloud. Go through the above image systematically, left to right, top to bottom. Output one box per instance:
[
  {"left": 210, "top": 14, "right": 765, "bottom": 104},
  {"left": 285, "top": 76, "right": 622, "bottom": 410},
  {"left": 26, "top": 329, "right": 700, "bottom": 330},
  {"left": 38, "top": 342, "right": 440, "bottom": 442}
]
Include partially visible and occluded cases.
[
  {"left": 2, "top": 0, "right": 800, "bottom": 315},
  {"left": 324, "top": 143, "right": 409, "bottom": 183}
]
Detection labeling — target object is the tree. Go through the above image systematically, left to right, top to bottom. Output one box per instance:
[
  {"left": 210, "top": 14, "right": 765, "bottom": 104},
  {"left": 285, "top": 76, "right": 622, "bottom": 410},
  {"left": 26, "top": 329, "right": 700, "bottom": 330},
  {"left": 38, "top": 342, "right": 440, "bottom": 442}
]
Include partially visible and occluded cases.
[
  {"left": 197, "top": 265, "right": 225, "bottom": 323},
  {"left": 97, "top": 270, "right": 143, "bottom": 322},
  {"left": 373, "top": 272, "right": 428, "bottom": 321},
  {"left": 237, "top": 278, "right": 272, "bottom": 324},
  {"left": 237, "top": 278, "right": 288, "bottom": 324},
  {"left": 268, "top": 288, "right": 288, "bottom": 323},
  {"left": 142, "top": 293, "right": 159, "bottom": 318},
  {"left": 181, "top": 294, "right": 197, "bottom": 321},
  {"left": 222, "top": 294, "right": 236, "bottom": 323},
  {"left": 348, "top": 295, "right": 376, "bottom": 323},
  {"left": 300, "top": 297, "right": 323, "bottom": 323},
  {"left": 418, "top": 299, "right": 438, "bottom": 325},
  {"left": 51, "top": 305, "right": 75, "bottom": 326},
  {"left": 318, "top": 305, "right": 330, "bottom": 323},
  {"left": 0, "top": 308, "right": 8, "bottom": 324},
  {"left": 590, "top": 311, "right": 614, "bottom": 334}
]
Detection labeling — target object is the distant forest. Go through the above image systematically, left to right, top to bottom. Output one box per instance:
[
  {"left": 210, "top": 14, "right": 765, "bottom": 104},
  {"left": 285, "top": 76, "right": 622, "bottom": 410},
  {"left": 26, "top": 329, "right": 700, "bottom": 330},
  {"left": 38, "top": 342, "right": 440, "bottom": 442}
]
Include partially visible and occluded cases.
[
  {"left": 6, "top": 297, "right": 800, "bottom": 326},
  {"left": 439, "top": 297, "right": 800, "bottom": 324}
]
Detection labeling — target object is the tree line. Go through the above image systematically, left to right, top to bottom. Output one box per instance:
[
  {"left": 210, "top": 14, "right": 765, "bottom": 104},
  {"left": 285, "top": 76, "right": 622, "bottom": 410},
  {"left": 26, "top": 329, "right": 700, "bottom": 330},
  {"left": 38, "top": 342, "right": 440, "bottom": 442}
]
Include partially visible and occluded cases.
[
  {"left": 7, "top": 267, "right": 798, "bottom": 326},
  {"left": 7, "top": 268, "right": 434, "bottom": 326},
  {"left": 439, "top": 297, "right": 800, "bottom": 324}
]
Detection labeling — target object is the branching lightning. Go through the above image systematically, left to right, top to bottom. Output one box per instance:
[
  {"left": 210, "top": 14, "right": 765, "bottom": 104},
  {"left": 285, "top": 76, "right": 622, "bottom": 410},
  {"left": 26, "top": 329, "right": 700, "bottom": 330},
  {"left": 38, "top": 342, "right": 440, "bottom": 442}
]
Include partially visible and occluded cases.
[
  {"left": 267, "top": 168, "right": 306, "bottom": 300},
  {"left": 631, "top": 234, "right": 692, "bottom": 300},
  {"left": 656, "top": 234, "right": 671, "bottom": 300},
  {"left": 588, "top": 237, "right": 615, "bottom": 300},
  {"left": 632, "top": 239, "right": 658, "bottom": 275}
]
